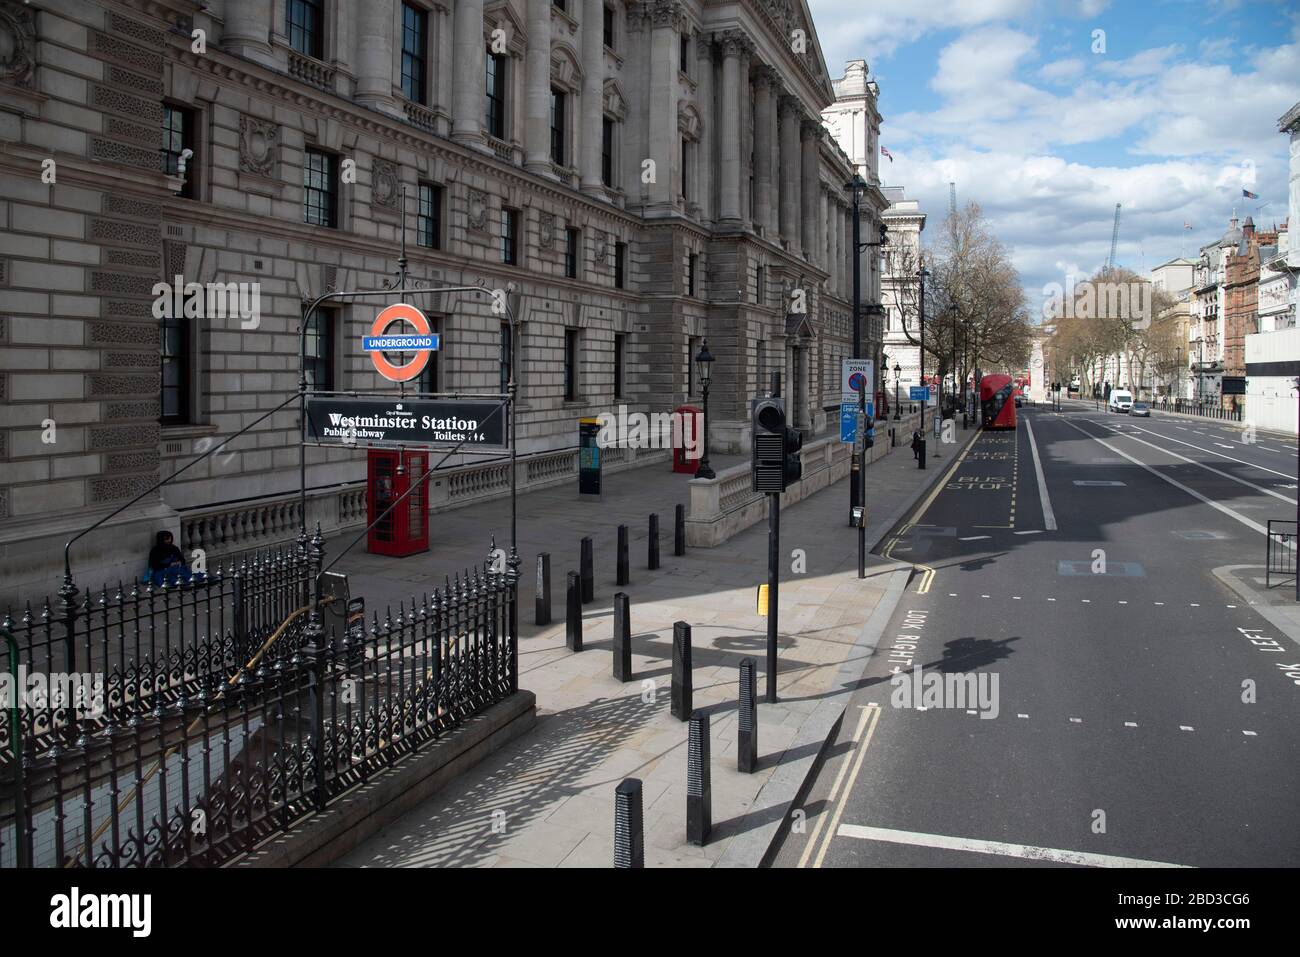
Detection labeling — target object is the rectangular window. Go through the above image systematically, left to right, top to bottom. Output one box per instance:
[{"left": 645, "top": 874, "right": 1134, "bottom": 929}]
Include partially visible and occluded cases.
[
  {"left": 286, "top": 0, "right": 324, "bottom": 59},
  {"left": 554, "top": 0, "right": 567, "bottom": 10},
  {"left": 400, "top": 3, "right": 428, "bottom": 104},
  {"left": 603, "top": 5, "right": 615, "bottom": 49},
  {"left": 680, "top": 34, "right": 689, "bottom": 76},
  {"left": 486, "top": 51, "right": 507, "bottom": 139},
  {"left": 551, "top": 88, "right": 566, "bottom": 166},
  {"left": 162, "top": 105, "right": 196, "bottom": 199},
  {"left": 602, "top": 117, "right": 615, "bottom": 187},
  {"left": 681, "top": 138, "right": 690, "bottom": 200},
  {"left": 303, "top": 148, "right": 337, "bottom": 227},
  {"left": 417, "top": 181, "right": 442, "bottom": 249},
  {"left": 501, "top": 207, "right": 519, "bottom": 265},
  {"left": 564, "top": 227, "right": 580, "bottom": 279},
  {"left": 614, "top": 241, "right": 627, "bottom": 289},
  {"left": 687, "top": 252, "right": 697, "bottom": 297},
  {"left": 755, "top": 265, "right": 765, "bottom": 305},
  {"left": 303, "top": 309, "right": 334, "bottom": 392},
  {"left": 160, "top": 314, "right": 188, "bottom": 424},
  {"left": 417, "top": 316, "right": 440, "bottom": 393},
  {"left": 499, "top": 322, "right": 512, "bottom": 396},
  {"left": 564, "top": 329, "right": 579, "bottom": 401},
  {"left": 614, "top": 333, "right": 626, "bottom": 399},
  {"left": 688, "top": 335, "right": 700, "bottom": 397}
]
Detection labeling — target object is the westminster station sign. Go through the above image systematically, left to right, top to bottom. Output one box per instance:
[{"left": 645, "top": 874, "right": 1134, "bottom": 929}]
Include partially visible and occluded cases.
[{"left": 306, "top": 397, "right": 506, "bottom": 448}]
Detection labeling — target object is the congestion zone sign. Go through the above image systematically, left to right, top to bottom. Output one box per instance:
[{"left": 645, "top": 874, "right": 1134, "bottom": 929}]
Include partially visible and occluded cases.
[{"left": 363, "top": 303, "right": 440, "bottom": 382}]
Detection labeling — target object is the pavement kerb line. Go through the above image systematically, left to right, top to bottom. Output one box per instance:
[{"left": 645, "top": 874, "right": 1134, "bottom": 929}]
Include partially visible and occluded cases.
[
  {"left": 1211, "top": 564, "right": 1300, "bottom": 651},
  {"left": 811, "top": 704, "right": 881, "bottom": 869}
]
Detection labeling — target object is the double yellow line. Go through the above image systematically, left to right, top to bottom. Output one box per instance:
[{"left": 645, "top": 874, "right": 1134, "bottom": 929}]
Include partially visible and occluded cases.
[{"left": 798, "top": 703, "right": 882, "bottom": 868}]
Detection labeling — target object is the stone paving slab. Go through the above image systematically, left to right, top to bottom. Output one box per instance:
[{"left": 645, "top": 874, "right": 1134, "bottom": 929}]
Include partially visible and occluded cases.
[{"left": 334, "top": 422, "right": 977, "bottom": 868}]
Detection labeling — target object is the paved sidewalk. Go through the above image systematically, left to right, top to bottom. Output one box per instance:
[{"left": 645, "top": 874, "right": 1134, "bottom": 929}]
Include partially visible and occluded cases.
[{"left": 332, "top": 420, "right": 975, "bottom": 868}]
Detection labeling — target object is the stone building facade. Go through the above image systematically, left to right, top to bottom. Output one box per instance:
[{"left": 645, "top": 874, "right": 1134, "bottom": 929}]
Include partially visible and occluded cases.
[
  {"left": 0, "top": 0, "right": 880, "bottom": 606},
  {"left": 880, "top": 186, "right": 926, "bottom": 399}
]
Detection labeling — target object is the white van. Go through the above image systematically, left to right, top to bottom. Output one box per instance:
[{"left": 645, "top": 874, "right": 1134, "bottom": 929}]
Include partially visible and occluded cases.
[{"left": 1108, "top": 389, "right": 1134, "bottom": 413}]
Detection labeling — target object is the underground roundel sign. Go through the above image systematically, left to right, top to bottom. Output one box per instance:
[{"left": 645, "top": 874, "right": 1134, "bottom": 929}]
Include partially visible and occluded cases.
[{"left": 363, "top": 303, "right": 440, "bottom": 382}]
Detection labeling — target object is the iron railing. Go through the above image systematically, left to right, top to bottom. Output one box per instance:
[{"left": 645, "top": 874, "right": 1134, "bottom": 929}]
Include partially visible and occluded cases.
[
  {"left": 1162, "top": 398, "right": 1243, "bottom": 421},
  {"left": 1266, "top": 520, "right": 1298, "bottom": 589},
  {"left": 0, "top": 536, "right": 518, "bottom": 868}
]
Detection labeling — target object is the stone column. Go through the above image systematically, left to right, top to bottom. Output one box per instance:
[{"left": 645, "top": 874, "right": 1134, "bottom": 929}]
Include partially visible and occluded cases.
[
  {"left": 222, "top": 0, "right": 275, "bottom": 64},
  {"left": 355, "top": 0, "right": 397, "bottom": 111},
  {"left": 452, "top": 0, "right": 486, "bottom": 147},
  {"left": 524, "top": 0, "right": 553, "bottom": 173},
  {"left": 580, "top": 0, "right": 606, "bottom": 193},
  {"left": 646, "top": 2, "right": 682, "bottom": 211},
  {"left": 718, "top": 31, "right": 745, "bottom": 225},
  {"left": 695, "top": 32, "right": 714, "bottom": 221},
  {"left": 738, "top": 50, "right": 753, "bottom": 227},
  {"left": 753, "top": 67, "right": 775, "bottom": 240},
  {"left": 778, "top": 97, "right": 801, "bottom": 252},
  {"left": 801, "top": 121, "right": 821, "bottom": 265},
  {"left": 821, "top": 191, "right": 831, "bottom": 278},
  {"left": 827, "top": 199, "right": 839, "bottom": 296},
  {"left": 841, "top": 205, "right": 851, "bottom": 298},
  {"left": 798, "top": 343, "right": 812, "bottom": 429}
]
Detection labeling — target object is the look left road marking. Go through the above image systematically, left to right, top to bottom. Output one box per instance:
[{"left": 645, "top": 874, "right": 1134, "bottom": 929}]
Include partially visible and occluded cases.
[
  {"left": 801, "top": 704, "right": 882, "bottom": 869},
  {"left": 834, "top": 825, "right": 1192, "bottom": 868}
]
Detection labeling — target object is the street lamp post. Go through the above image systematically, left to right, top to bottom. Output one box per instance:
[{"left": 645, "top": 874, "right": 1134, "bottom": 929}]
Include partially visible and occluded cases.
[
  {"left": 846, "top": 170, "right": 868, "bottom": 536},
  {"left": 694, "top": 340, "right": 715, "bottom": 480},
  {"left": 893, "top": 363, "right": 902, "bottom": 420}
]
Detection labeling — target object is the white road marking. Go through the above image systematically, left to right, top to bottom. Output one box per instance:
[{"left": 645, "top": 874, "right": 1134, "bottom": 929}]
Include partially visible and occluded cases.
[
  {"left": 1024, "top": 418, "right": 1057, "bottom": 531},
  {"left": 1061, "top": 419, "right": 1272, "bottom": 537},
  {"left": 1127, "top": 424, "right": 1297, "bottom": 485},
  {"left": 1014, "top": 529, "right": 1043, "bottom": 535},
  {"left": 960, "top": 535, "right": 991, "bottom": 541},
  {"left": 981, "top": 594, "right": 990, "bottom": 598},
  {"left": 1013, "top": 596, "right": 1022, "bottom": 600},
  {"left": 1047, "top": 597, "right": 1056, "bottom": 601},
  {"left": 1081, "top": 599, "right": 1091, "bottom": 603},
  {"left": 1118, "top": 600, "right": 1128, "bottom": 604},
  {"left": 1155, "top": 601, "right": 1165, "bottom": 606},
  {"left": 1190, "top": 603, "right": 1200, "bottom": 607},
  {"left": 1227, "top": 604, "right": 1237, "bottom": 608},
  {"left": 966, "top": 710, "right": 977, "bottom": 715},
  {"left": 1017, "top": 713, "right": 1029, "bottom": 719},
  {"left": 1069, "top": 717, "right": 1082, "bottom": 723},
  {"left": 1124, "top": 721, "right": 1138, "bottom": 728},
  {"left": 1180, "top": 725, "right": 1194, "bottom": 732},
  {"left": 1243, "top": 730, "right": 1257, "bottom": 737},
  {"left": 834, "top": 825, "right": 1191, "bottom": 868}
]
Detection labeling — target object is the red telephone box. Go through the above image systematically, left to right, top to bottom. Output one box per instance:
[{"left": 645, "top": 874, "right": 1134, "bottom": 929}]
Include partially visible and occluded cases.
[
  {"left": 671, "top": 405, "right": 703, "bottom": 474},
  {"left": 366, "top": 449, "right": 429, "bottom": 556}
]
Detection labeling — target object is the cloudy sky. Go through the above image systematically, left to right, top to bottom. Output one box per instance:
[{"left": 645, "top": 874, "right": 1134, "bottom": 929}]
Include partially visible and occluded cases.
[{"left": 808, "top": 0, "right": 1300, "bottom": 315}]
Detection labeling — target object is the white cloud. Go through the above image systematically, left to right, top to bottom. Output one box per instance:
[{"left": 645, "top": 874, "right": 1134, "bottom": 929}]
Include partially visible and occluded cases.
[{"left": 812, "top": 0, "right": 1036, "bottom": 64}]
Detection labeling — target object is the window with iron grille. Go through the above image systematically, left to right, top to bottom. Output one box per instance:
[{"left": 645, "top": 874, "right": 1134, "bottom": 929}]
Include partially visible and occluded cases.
[
  {"left": 287, "top": 0, "right": 324, "bottom": 59},
  {"left": 400, "top": 3, "right": 428, "bottom": 104},
  {"left": 603, "top": 4, "right": 615, "bottom": 48},
  {"left": 486, "top": 51, "right": 507, "bottom": 139},
  {"left": 551, "top": 88, "right": 566, "bottom": 166},
  {"left": 162, "top": 104, "right": 196, "bottom": 199},
  {"left": 602, "top": 116, "right": 615, "bottom": 187},
  {"left": 303, "top": 149, "right": 337, "bottom": 227},
  {"left": 417, "top": 181, "right": 442, "bottom": 249},
  {"left": 501, "top": 207, "right": 519, "bottom": 265},
  {"left": 564, "top": 227, "right": 580, "bottom": 279},
  {"left": 614, "top": 241, "right": 627, "bottom": 289},
  {"left": 303, "top": 308, "right": 335, "bottom": 391},
  {"left": 160, "top": 313, "right": 188, "bottom": 424},
  {"left": 564, "top": 329, "right": 579, "bottom": 401},
  {"left": 614, "top": 333, "right": 626, "bottom": 398}
]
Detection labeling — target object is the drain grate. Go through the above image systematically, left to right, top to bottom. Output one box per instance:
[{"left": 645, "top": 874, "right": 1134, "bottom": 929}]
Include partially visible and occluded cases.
[
  {"left": 1173, "top": 530, "right": 1228, "bottom": 541},
  {"left": 1058, "top": 560, "right": 1146, "bottom": 577}
]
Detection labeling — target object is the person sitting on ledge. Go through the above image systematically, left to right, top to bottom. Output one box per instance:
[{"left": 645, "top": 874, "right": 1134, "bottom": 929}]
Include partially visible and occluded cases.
[{"left": 145, "top": 530, "right": 191, "bottom": 587}]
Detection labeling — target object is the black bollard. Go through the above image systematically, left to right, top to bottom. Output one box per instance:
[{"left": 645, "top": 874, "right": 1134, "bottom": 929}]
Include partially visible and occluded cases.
[
  {"left": 674, "top": 503, "right": 686, "bottom": 556},
  {"left": 648, "top": 513, "right": 660, "bottom": 570},
  {"left": 617, "top": 524, "right": 629, "bottom": 586},
  {"left": 580, "top": 536, "right": 594, "bottom": 603},
  {"left": 535, "top": 552, "right": 551, "bottom": 626},
  {"left": 566, "top": 571, "right": 582, "bottom": 651},
  {"left": 613, "top": 592, "right": 632, "bottom": 682},
  {"left": 671, "top": 620, "right": 692, "bottom": 720},
  {"left": 738, "top": 658, "right": 758, "bottom": 773},
  {"left": 687, "top": 710, "right": 711, "bottom": 846},
  {"left": 613, "top": 778, "right": 644, "bottom": 868}
]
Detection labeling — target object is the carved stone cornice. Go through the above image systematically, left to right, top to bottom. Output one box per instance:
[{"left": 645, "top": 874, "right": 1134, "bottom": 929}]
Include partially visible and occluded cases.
[
  {"left": 628, "top": 0, "right": 688, "bottom": 33},
  {"left": 717, "top": 28, "right": 755, "bottom": 59},
  {"left": 751, "top": 63, "right": 781, "bottom": 91},
  {"left": 778, "top": 94, "right": 805, "bottom": 121},
  {"left": 800, "top": 117, "right": 825, "bottom": 139}
]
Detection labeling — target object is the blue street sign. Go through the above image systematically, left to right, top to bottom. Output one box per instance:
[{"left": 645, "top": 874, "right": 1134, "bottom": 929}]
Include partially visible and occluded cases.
[
  {"left": 362, "top": 334, "right": 440, "bottom": 352},
  {"left": 909, "top": 386, "right": 930, "bottom": 401},
  {"left": 839, "top": 401, "right": 874, "bottom": 443}
]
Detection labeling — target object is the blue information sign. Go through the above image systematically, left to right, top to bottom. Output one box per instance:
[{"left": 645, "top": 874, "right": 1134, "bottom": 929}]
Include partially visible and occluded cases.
[
  {"left": 362, "top": 334, "right": 440, "bottom": 352},
  {"left": 909, "top": 386, "right": 930, "bottom": 401},
  {"left": 839, "top": 401, "right": 874, "bottom": 443}
]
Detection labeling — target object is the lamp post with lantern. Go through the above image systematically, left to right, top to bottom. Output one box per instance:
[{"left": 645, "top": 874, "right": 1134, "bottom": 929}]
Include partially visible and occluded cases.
[{"left": 694, "top": 339, "right": 715, "bottom": 480}]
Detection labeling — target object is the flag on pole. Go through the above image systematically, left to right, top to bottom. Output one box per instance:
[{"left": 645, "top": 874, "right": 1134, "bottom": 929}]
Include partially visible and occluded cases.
[
  {"left": 880, "top": 146, "right": 894, "bottom": 162},
  {"left": 1242, "top": 189, "right": 1259, "bottom": 199},
  {"left": 1183, "top": 222, "right": 1192, "bottom": 230}
]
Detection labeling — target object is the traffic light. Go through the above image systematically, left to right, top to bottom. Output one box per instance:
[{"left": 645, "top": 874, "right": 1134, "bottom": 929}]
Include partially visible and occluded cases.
[{"left": 752, "top": 398, "right": 786, "bottom": 493}]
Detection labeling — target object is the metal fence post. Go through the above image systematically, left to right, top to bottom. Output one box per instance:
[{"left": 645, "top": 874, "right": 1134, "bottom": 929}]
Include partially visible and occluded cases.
[
  {"left": 674, "top": 504, "right": 686, "bottom": 557},
  {"left": 648, "top": 514, "right": 660, "bottom": 570},
  {"left": 617, "top": 525, "right": 629, "bottom": 586},
  {"left": 580, "top": 536, "right": 594, "bottom": 603},
  {"left": 535, "top": 552, "right": 551, "bottom": 626},
  {"left": 566, "top": 571, "right": 583, "bottom": 652},
  {"left": 613, "top": 592, "right": 632, "bottom": 682},
  {"left": 671, "top": 620, "right": 692, "bottom": 720},
  {"left": 3, "top": 624, "right": 28, "bottom": 867},
  {"left": 738, "top": 657, "right": 758, "bottom": 773},
  {"left": 687, "top": 710, "right": 711, "bottom": 846},
  {"left": 614, "top": 778, "right": 644, "bottom": 868}
]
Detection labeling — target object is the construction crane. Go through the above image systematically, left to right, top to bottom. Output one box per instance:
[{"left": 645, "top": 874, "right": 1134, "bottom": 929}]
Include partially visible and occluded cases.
[
  {"left": 949, "top": 182, "right": 957, "bottom": 217},
  {"left": 1107, "top": 203, "right": 1122, "bottom": 269}
]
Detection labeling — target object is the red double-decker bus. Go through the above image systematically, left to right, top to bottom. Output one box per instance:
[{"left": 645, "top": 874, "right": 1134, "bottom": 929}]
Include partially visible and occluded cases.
[{"left": 980, "top": 374, "right": 1017, "bottom": 429}]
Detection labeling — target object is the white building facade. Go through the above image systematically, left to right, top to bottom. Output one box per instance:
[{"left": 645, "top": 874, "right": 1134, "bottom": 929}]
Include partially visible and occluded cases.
[{"left": 880, "top": 187, "right": 926, "bottom": 404}]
